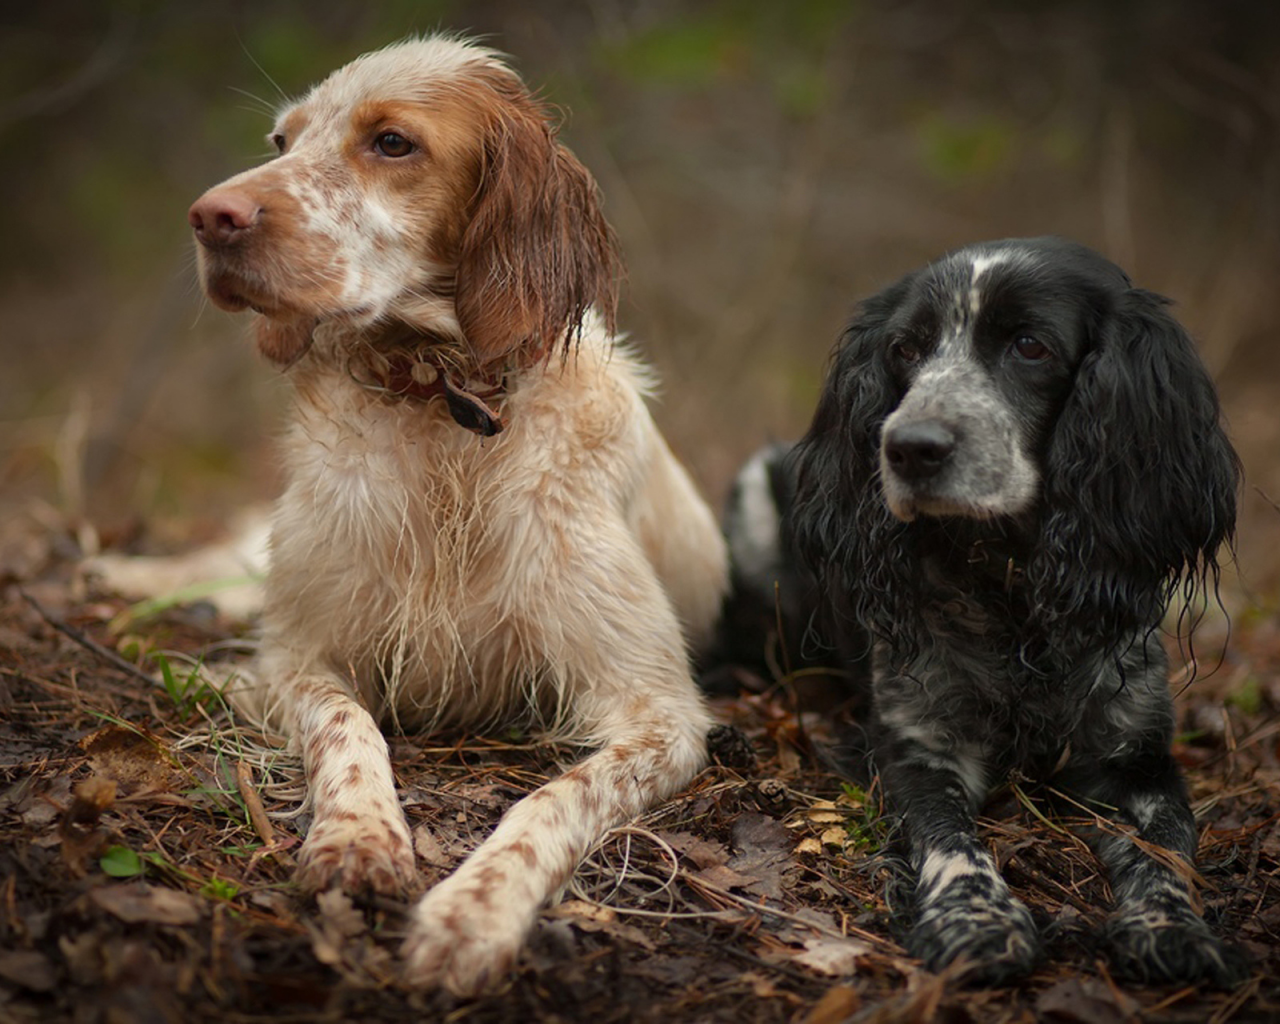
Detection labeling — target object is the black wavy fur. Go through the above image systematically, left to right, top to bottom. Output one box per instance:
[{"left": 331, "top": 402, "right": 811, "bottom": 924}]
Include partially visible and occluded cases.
[{"left": 743, "top": 237, "right": 1247, "bottom": 987}]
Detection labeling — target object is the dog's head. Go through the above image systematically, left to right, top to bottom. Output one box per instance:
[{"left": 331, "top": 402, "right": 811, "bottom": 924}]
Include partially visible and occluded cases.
[
  {"left": 188, "top": 36, "right": 620, "bottom": 373},
  {"left": 792, "top": 237, "right": 1240, "bottom": 646},
  {"left": 870, "top": 239, "right": 1118, "bottom": 523}
]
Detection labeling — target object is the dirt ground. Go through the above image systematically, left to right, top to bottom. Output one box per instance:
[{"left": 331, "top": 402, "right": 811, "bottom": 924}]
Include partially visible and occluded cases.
[{"left": 1, "top": 517, "right": 1279, "bottom": 1024}]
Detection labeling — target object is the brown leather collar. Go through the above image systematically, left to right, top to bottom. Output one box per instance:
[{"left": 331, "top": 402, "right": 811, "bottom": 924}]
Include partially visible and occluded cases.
[
  {"left": 349, "top": 345, "right": 507, "bottom": 437},
  {"left": 382, "top": 353, "right": 506, "bottom": 437}
]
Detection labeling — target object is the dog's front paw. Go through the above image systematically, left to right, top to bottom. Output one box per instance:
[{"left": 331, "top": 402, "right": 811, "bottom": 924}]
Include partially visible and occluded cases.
[
  {"left": 297, "top": 813, "right": 417, "bottom": 896},
  {"left": 401, "top": 874, "right": 535, "bottom": 996},
  {"left": 910, "top": 892, "right": 1041, "bottom": 984},
  {"left": 1104, "top": 902, "right": 1249, "bottom": 989}
]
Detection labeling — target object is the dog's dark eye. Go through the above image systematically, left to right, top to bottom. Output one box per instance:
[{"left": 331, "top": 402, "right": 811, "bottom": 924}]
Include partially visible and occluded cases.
[
  {"left": 270, "top": 132, "right": 287, "bottom": 154},
  {"left": 374, "top": 132, "right": 415, "bottom": 158},
  {"left": 1012, "top": 336, "right": 1051, "bottom": 362},
  {"left": 892, "top": 340, "right": 922, "bottom": 365}
]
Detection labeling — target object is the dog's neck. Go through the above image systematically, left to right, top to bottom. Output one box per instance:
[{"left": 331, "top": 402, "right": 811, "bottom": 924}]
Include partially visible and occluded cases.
[
  {"left": 343, "top": 322, "right": 509, "bottom": 437},
  {"left": 911, "top": 515, "right": 1037, "bottom": 598}
]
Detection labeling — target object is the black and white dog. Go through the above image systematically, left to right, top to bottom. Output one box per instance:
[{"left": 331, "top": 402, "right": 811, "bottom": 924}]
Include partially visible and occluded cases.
[{"left": 727, "top": 238, "right": 1246, "bottom": 985}]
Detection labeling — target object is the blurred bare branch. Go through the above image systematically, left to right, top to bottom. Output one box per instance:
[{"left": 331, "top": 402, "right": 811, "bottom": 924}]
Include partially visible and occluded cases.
[{"left": 0, "top": 5, "right": 137, "bottom": 133}]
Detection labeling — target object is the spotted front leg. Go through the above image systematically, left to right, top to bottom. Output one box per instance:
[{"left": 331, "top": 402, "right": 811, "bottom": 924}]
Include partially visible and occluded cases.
[
  {"left": 281, "top": 670, "right": 418, "bottom": 896},
  {"left": 402, "top": 712, "right": 709, "bottom": 995},
  {"left": 881, "top": 727, "right": 1040, "bottom": 983},
  {"left": 1058, "top": 746, "right": 1248, "bottom": 988}
]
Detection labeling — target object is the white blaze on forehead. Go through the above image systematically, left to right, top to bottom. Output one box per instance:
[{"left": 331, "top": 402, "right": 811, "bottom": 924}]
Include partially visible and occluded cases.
[
  {"left": 296, "top": 35, "right": 509, "bottom": 112},
  {"left": 268, "top": 36, "right": 513, "bottom": 155},
  {"left": 941, "top": 250, "right": 1013, "bottom": 354},
  {"left": 967, "top": 250, "right": 1010, "bottom": 318},
  {"left": 969, "top": 251, "right": 1008, "bottom": 284}
]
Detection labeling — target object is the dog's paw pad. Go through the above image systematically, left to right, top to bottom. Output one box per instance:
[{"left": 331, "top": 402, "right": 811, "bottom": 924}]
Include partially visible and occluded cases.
[
  {"left": 297, "top": 815, "right": 417, "bottom": 896},
  {"left": 910, "top": 894, "right": 1041, "bottom": 984},
  {"left": 1104, "top": 904, "right": 1249, "bottom": 989}
]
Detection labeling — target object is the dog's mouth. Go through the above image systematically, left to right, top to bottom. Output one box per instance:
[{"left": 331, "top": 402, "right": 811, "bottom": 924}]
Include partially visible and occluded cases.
[
  {"left": 200, "top": 266, "right": 280, "bottom": 315},
  {"left": 202, "top": 268, "right": 375, "bottom": 327},
  {"left": 204, "top": 276, "right": 255, "bottom": 313},
  {"left": 883, "top": 477, "right": 1036, "bottom": 524},
  {"left": 887, "top": 491, "right": 997, "bottom": 523}
]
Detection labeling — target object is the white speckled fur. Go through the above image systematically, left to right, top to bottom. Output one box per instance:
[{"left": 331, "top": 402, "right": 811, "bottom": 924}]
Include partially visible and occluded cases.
[
  {"left": 100, "top": 36, "right": 728, "bottom": 997},
  {"left": 879, "top": 251, "right": 1039, "bottom": 522}
]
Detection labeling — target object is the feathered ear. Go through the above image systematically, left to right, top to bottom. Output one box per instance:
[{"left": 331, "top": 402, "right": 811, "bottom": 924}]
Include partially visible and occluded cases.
[
  {"left": 454, "top": 79, "right": 621, "bottom": 372},
  {"left": 787, "top": 283, "right": 913, "bottom": 633},
  {"left": 1031, "top": 288, "right": 1241, "bottom": 644}
]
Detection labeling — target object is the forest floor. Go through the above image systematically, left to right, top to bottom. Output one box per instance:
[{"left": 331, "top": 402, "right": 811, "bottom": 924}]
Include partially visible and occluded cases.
[{"left": 1, "top": 514, "right": 1278, "bottom": 1024}]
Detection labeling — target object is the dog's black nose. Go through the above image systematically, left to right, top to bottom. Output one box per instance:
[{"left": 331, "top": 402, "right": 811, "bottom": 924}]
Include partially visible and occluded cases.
[{"left": 884, "top": 421, "right": 956, "bottom": 481}]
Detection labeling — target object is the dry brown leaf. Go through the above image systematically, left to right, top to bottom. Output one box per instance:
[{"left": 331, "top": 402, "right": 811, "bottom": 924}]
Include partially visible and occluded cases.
[
  {"left": 79, "top": 725, "right": 181, "bottom": 796},
  {"left": 727, "top": 813, "right": 794, "bottom": 900},
  {"left": 412, "top": 824, "right": 450, "bottom": 866},
  {"left": 820, "top": 827, "right": 847, "bottom": 849},
  {"left": 658, "top": 830, "right": 731, "bottom": 870},
  {"left": 696, "top": 863, "right": 763, "bottom": 891},
  {"left": 90, "top": 883, "right": 201, "bottom": 926},
  {"left": 315, "top": 888, "right": 365, "bottom": 938},
  {"left": 308, "top": 890, "right": 367, "bottom": 969},
  {"left": 547, "top": 898, "right": 655, "bottom": 950},
  {"left": 788, "top": 934, "right": 872, "bottom": 976},
  {"left": 0, "top": 950, "right": 57, "bottom": 992},
  {"left": 1035, "top": 977, "right": 1139, "bottom": 1023},
  {"left": 802, "top": 984, "right": 862, "bottom": 1024}
]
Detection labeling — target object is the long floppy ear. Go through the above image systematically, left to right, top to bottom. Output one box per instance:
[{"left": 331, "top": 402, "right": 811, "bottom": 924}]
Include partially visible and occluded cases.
[
  {"left": 455, "top": 78, "right": 621, "bottom": 371},
  {"left": 787, "top": 280, "right": 915, "bottom": 638},
  {"left": 1031, "top": 288, "right": 1241, "bottom": 646}
]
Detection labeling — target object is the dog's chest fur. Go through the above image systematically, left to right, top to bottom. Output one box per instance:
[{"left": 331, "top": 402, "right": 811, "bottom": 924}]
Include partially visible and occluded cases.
[
  {"left": 259, "top": 331, "right": 648, "bottom": 728},
  {"left": 873, "top": 533, "right": 1150, "bottom": 778}
]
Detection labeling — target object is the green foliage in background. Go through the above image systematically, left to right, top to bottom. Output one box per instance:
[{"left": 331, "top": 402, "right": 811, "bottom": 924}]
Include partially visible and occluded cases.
[
  {"left": 599, "top": 0, "right": 856, "bottom": 117},
  {"left": 917, "top": 112, "right": 1016, "bottom": 183}
]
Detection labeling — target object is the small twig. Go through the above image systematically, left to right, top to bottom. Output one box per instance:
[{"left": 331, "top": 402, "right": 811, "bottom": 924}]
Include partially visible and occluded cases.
[
  {"left": 1252, "top": 485, "right": 1280, "bottom": 517},
  {"left": 21, "top": 590, "right": 154, "bottom": 686},
  {"left": 235, "top": 760, "right": 276, "bottom": 847},
  {"left": 1009, "top": 781, "right": 1070, "bottom": 837},
  {"left": 1047, "top": 786, "right": 1210, "bottom": 901},
  {"left": 682, "top": 873, "right": 866, "bottom": 942},
  {"left": 667, "top": 921, "right": 819, "bottom": 985},
  {"left": 1206, "top": 973, "right": 1261, "bottom": 1024},
  {"left": 1143, "top": 985, "right": 1198, "bottom": 1016}
]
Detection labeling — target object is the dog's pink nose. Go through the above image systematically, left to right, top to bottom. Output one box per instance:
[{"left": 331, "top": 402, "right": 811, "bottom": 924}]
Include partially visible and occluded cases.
[{"left": 189, "top": 189, "right": 261, "bottom": 247}]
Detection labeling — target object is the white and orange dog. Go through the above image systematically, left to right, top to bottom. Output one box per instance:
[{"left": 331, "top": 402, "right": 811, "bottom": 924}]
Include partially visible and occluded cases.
[{"left": 124, "top": 37, "right": 727, "bottom": 994}]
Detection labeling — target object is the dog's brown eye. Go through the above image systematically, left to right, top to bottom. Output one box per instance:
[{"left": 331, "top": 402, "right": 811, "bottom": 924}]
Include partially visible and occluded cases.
[
  {"left": 374, "top": 132, "right": 414, "bottom": 158},
  {"left": 1013, "top": 336, "right": 1050, "bottom": 361},
  {"left": 892, "top": 340, "right": 922, "bottom": 365}
]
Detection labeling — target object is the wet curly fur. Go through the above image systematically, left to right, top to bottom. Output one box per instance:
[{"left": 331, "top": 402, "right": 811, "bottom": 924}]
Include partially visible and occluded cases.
[{"left": 727, "top": 237, "right": 1247, "bottom": 986}]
